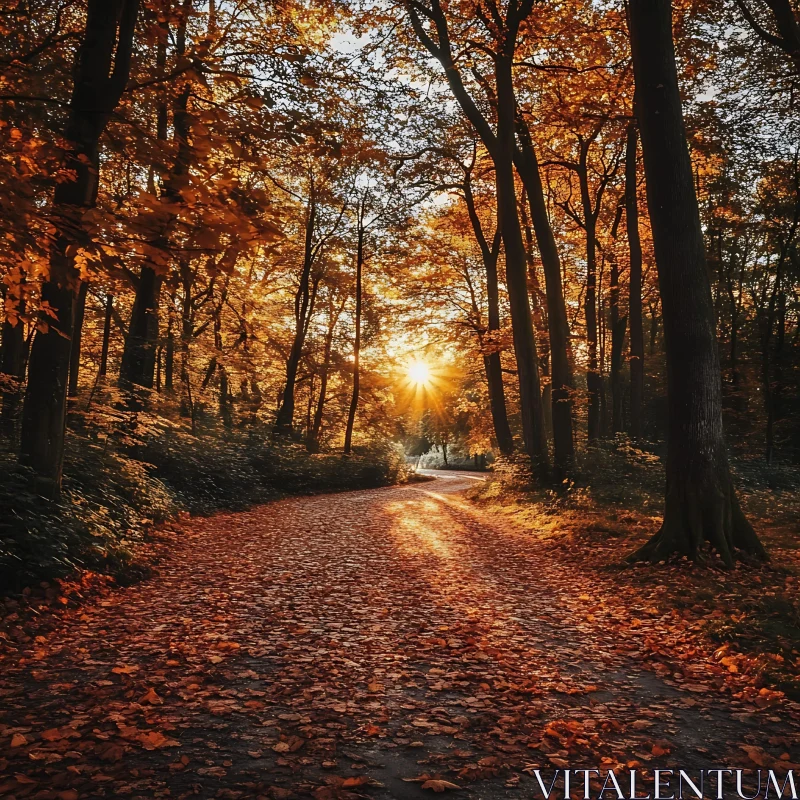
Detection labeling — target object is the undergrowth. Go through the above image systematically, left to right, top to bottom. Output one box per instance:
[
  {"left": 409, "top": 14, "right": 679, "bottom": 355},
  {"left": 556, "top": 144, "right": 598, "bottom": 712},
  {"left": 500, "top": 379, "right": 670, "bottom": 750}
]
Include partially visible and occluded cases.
[{"left": 0, "top": 397, "right": 407, "bottom": 594}]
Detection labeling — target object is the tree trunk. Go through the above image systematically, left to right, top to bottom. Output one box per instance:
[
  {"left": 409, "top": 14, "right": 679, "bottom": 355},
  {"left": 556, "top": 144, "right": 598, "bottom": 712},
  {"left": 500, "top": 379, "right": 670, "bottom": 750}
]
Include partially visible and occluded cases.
[
  {"left": 19, "top": 0, "right": 140, "bottom": 495},
  {"left": 628, "top": 0, "right": 766, "bottom": 564},
  {"left": 120, "top": 6, "right": 190, "bottom": 390},
  {"left": 495, "top": 52, "right": 548, "bottom": 477},
  {"left": 515, "top": 118, "right": 575, "bottom": 478},
  {"left": 626, "top": 120, "right": 645, "bottom": 439},
  {"left": 577, "top": 153, "right": 602, "bottom": 442},
  {"left": 463, "top": 168, "right": 515, "bottom": 456},
  {"left": 276, "top": 186, "right": 317, "bottom": 434},
  {"left": 519, "top": 188, "right": 550, "bottom": 375},
  {"left": 344, "top": 212, "right": 364, "bottom": 455},
  {"left": 609, "top": 235, "right": 626, "bottom": 434},
  {"left": 178, "top": 261, "right": 196, "bottom": 418},
  {"left": 121, "top": 265, "right": 163, "bottom": 389},
  {"left": 68, "top": 282, "right": 89, "bottom": 398},
  {"left": 99, "top": 293, "right": 113, "bottom": 377},
  {"left": 310, "top": 298, "right": 344, "bottom": 449},
  {"left": 165, "top": 311, "right": 174, "bottom": 391},
  {"left": 1, "top": 313, "right": 27, "bottom": 438},
  {"left": 219, "top": 367, "right": 231, "bottom": 428}
]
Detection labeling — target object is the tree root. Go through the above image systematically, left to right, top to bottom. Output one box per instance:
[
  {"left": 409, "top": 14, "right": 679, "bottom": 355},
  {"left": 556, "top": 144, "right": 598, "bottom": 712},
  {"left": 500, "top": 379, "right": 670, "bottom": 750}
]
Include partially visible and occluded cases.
[{"left": 628, "top": 476, "right": 768, "bottom": 567}]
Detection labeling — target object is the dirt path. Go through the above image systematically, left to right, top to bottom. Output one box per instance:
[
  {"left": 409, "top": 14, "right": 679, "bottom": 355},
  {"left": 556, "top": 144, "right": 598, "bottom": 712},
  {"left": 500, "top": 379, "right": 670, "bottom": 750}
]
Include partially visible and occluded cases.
[{"left": 1, "top": 474, "right": 798, "bottom": 799}]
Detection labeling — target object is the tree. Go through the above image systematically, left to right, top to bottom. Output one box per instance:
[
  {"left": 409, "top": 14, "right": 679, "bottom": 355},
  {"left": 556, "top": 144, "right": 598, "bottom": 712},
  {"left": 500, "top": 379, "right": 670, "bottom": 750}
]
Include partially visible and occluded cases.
[
  {"left": 19, "top": 0, "right": 140, "bottom": 495},
  {"left": 406, "top": 0, "right": 549, "bottom": 477},
  {"left": 628, "top": 0, "right": 767, "bottom": 564},
  {"left": 733, "top": 0, "right": 800, "bottom": 74},
  {"left": 120, "top": 1, "right": 193, "bottom": 392},
  {"left": 514, "top": 116, "right": 575, "bottom": 475},
  {"left": 625, "top": 118, "right": 645, "bottom": 439},
  {"left": 274, "top": 164, "right": 347, "bottom": 434},
  {"left": 343, "top": 191, "right": 366, "bottom": 454}
]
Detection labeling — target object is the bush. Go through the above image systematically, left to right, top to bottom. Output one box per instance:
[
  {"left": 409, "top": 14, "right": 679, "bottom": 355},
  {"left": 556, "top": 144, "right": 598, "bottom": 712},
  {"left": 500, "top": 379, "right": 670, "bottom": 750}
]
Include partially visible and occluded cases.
[
  {"left": 0, "top": 414, "right": 408, "bottom": 593},
  {"left": 135, "top": 428, "right": 408, "bottom": 514},
  {"left": 0, "top": 441, "right": 178, "bottom": 592}
]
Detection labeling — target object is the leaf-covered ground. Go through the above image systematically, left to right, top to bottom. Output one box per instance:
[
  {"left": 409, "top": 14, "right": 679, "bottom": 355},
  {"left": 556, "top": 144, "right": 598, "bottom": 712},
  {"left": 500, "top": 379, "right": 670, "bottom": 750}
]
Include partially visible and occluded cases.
[{"left": 1, "top": 473, "right": 799, "bottom": 799}]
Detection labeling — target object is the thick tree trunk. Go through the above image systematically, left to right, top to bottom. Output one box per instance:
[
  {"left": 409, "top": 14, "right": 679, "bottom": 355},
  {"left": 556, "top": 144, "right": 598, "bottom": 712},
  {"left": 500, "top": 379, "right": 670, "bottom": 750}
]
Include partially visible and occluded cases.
[
  {"left": 19, "top": 0, "right": 139, "bottom": 495},
  {"left": 628, "top": 0, "right": 766, "bottom": 564},
  {"left": 495, "top": 53, "right": 548, "bottom": 476},
  {"left": 515, "top": 120, "right": 575, "bottom": 478},
  {"left": 626, "top": 120, "right": 645, "bottom": 439},
  {"left": 344, "top": 218, "right": 364, "bottom": 455},
  {"left": 68, "top": 282, "right": 89, "bottom": 398}
]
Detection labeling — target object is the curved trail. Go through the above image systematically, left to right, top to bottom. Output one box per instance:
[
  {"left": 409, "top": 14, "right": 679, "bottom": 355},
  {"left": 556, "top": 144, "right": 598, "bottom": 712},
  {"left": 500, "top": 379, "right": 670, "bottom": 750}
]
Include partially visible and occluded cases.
[{"left": 1, "top": 473, "right": 797, "bottom": 799}]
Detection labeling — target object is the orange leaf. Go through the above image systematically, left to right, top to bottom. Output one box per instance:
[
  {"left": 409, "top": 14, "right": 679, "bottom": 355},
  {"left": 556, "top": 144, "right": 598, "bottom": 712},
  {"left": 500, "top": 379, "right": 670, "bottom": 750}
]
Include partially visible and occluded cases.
[{"left": 421, "top": 779, "right": 461, "bottom": 792}]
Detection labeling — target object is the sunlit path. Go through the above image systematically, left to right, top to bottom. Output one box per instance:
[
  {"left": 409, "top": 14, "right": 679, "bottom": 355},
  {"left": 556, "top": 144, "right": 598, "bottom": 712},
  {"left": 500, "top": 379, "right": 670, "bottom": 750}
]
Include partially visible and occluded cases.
[{"left": 1, "top": 475, "right": 798, "bottom": 799}]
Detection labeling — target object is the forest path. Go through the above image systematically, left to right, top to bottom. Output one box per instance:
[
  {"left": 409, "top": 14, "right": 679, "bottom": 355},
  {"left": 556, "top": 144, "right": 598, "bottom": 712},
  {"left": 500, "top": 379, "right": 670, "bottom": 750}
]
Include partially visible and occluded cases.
[{"left": 1, "top": 474, "right": 798, "bottom": 799}]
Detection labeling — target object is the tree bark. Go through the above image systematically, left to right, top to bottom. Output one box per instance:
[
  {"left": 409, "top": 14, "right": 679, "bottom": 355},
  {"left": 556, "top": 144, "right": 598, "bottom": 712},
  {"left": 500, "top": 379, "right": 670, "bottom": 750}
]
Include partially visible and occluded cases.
[
  {"left": 19, "top": 0, "right": 140, "bottom": 496},
  {"left": 628, "top": 0, "right": 766, "bottom": 564},
  {"left": 120, "top": 5, "right": 190, "bottom": 390},
  {"left": 494, "top": 49, "right": 548, "bottom": 476},
  {"left": 515, "top": 119, "right": 575, "bottom": 477},
  {"left": 626, "top": 120, "right": 645, "bottom": 439},
  {"left": 577, "top": 148, "right": 603, "bottom": 442},
  {"left": 463, "top": 167, "right": 514, "bottom": 456},
  {"left": 276, "top": 184, "right": 318, "bottom": 434},
  {"left": 344, "top": 206, "right": 365, "bottom": 455},
  {"left": 608, "top": 207, "right": 627, "bottom": 434},
  {"left": 121, "top": 265, "right": 163, "bottom": 389},
  {"left": 67, "top": 282, "right": 89, "bottom": 398},
  {"left": 99, "top": 293, "right": 113, "bottom": 377},
  {"left": 310, "top": 297, "right": 345, "bottom": 450},
  {"left": 165, "top": 311, "right": 174, "bottom": 391},
  {"left": 1, "top": 312, "right": 27, "bottom": 438}
]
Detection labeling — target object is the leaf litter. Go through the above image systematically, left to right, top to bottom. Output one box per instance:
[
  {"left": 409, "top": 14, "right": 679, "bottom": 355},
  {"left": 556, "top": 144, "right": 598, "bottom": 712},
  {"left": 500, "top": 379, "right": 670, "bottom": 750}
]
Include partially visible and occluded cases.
[{"left": 1, "top": 475, "right": 799, "bottom": 798}]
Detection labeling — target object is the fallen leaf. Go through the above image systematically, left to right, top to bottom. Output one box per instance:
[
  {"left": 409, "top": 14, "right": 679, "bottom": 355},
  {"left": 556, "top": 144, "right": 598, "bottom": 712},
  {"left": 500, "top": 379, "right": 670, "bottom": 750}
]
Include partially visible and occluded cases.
[
  {"left": 139, "top": 687, "right": 163, "bottom": 705},
  {"left": 421, "top": 779, "right": 461, "bottom": 792}
]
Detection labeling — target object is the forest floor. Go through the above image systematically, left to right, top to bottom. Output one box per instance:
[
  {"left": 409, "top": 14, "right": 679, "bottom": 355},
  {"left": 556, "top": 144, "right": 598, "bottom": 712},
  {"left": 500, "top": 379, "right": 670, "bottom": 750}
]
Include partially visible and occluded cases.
[{"left": 1, "top": 473, "right": 799, "bottom": 800}]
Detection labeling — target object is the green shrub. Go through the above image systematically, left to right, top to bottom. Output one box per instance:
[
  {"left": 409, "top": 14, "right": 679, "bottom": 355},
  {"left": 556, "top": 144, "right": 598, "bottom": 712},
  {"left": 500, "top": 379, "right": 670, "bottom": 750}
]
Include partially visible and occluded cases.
[{"left": 1, "top": 416, "right": 407, "bottom": 592}]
